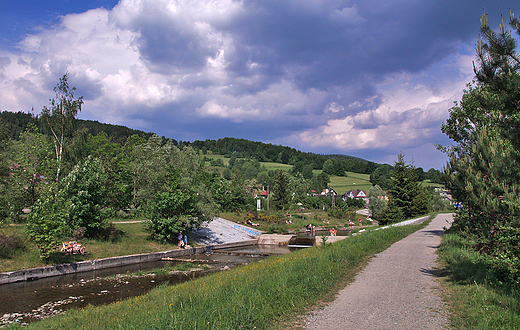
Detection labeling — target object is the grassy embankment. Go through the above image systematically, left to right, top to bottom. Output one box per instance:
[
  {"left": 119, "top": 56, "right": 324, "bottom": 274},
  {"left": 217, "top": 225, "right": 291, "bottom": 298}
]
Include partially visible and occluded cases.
[
  {"left": 1, "top": 211, "right": 373, "bottom": 272},
  {"left": 7, "top": 221, "right": 427, "bottom": 330},
  {"left": 0, "top": 222, "right": 176, "bottom": 273},
  {"left": 438, "top": 232, "right": 520, "bottom": 329}
]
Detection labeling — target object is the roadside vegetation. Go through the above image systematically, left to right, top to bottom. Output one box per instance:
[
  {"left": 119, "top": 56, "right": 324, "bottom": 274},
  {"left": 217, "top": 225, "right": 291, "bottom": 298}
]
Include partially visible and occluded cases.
[
  {"left": 437, "top": 8, "right": 520, "bottom": 329},
  {"left": 5, "top": 222, "right": 427, "bottom": 330},
  {"left": 438, "top": 228, "right": 520, "bottom": 329}
]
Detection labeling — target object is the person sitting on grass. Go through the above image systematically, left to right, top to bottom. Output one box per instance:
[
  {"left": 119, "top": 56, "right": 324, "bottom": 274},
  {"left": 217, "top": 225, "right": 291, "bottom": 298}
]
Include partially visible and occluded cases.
[
  {"left": 61, "top": 241, "right": 72, "bottom": 254},
  {"left": 73, "top": 242, "right": 85, "bottom": 255}
]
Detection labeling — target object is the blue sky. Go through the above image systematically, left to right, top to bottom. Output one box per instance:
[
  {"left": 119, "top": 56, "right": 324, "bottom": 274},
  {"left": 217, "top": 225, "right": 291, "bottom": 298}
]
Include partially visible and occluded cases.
[{"left": 0, "top": 1, "right": 517, "bottom": 170}]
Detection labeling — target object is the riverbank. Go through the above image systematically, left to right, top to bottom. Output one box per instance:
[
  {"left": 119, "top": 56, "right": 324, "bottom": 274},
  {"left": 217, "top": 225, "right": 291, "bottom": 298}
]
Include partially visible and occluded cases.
[{"left": 8, "top": 220, "right": 429, "bottom": 330}]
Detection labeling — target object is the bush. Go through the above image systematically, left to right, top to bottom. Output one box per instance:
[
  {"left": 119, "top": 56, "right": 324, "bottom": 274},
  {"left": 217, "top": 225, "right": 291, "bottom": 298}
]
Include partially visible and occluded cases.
[{"left": 0, "top": 232, "right": 24, "bottom": 258}]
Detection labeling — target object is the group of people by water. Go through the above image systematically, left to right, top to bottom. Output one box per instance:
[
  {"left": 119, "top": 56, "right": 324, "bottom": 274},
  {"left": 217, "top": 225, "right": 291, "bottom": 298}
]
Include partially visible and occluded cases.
[{"left": 61, "top": 241, "right": 85, "bottom": 255}]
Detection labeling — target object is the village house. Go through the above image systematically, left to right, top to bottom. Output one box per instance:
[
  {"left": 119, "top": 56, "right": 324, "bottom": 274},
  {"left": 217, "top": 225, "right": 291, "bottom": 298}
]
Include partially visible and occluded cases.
[{"left": 342, "top": 189, "right": 368, "bottom": 203}]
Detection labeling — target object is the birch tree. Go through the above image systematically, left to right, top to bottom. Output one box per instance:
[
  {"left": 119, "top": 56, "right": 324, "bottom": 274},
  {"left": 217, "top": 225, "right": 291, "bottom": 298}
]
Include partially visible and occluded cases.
[{"left": 40, "top": 74, "right": 83, "bottom": 184}]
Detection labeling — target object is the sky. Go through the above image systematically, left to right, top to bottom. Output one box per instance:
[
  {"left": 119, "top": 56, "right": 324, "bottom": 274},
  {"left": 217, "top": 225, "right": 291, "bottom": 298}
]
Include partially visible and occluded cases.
[{"left": 0, "top": 1, "right": 518, "bottom": 170}]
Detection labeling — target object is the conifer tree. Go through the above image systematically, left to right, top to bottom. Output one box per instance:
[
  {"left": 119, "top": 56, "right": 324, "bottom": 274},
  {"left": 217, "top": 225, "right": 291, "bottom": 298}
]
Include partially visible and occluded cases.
[{"left": 441, "top": 8, "right": 520, "bottom": 255}]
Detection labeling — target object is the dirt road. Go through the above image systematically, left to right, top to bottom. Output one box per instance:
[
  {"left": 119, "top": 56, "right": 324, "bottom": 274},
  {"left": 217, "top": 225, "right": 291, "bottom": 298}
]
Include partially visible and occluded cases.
[{"left": 305, "top": 213, "right": 453, "bottom": 330}]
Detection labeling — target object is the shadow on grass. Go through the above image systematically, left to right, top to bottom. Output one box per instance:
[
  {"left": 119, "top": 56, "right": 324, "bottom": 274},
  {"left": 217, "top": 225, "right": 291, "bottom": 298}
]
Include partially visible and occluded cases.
[
  {"left": 435, "top": 232, "right": 520, "bottom": 299},
  {"left": 46, "top": 251, "right": 89, "bottom": 265}
]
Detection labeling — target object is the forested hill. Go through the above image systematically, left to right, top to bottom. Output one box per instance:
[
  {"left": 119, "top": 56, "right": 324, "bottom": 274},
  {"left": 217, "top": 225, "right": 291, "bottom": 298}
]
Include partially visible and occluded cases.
[
  {"left": 1, "top": 110, "right": 379, "bottom": 175},
  {"left": 0, "top": 111, "right": 155, "bottom": 145},
  {"left": 191, "top": 138, "right": 378, "bottom": 175}
]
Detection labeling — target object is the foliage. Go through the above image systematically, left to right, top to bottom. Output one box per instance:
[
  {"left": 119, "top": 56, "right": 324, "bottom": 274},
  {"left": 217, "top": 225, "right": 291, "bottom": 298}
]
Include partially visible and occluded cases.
[
  {"left": 440, "top": 8, "right": 520, "bottom": 292},
  {"left": 441, "top": 9, "right": 520, "bottom": 249},
  {"left": 40, "top": 73, "right": 84, "bottom": 184},
  {"left": 12, "top": 123, "right": 55, "bottom": 206},
  {"left": 87, "top": 132, "right": 132, "bottom": 214},
  {"left": 378, "top": 153, "right": 426, "bottom": 225},
  {"left": 62, "top": 156, "right": 107, "bottom": 238},
  {"left": 147, "top": 163, "right": 218, "bottom": 243},
  {"left": 370, "top": 165, "right": 393, "bottom": 190},
  {"left": 271, "top": 170, "right": 291, "bottom": 210},
  {"left": 312, "top": 171, "right": 330, "bottom": 192},
  {"left": 288, "top": 172, "right": 310, "bottom": 203},
  {"left": 26, "top": 185, "right": 70, "bottom": 259},
  {"left": 368, "top": 185, "right": 387, "bottom": 220},
  {"left": 438, "top": 230, "right": 520, "bottom": 329},
  {"left": 0, "top": 232, "right": 24, "bottom": 258}
]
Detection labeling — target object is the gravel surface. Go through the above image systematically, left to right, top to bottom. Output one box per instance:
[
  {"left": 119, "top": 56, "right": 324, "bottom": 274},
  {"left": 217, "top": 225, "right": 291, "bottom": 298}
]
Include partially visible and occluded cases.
[{"left": 305, "top": 213, "right": 453, "bottom": 330}]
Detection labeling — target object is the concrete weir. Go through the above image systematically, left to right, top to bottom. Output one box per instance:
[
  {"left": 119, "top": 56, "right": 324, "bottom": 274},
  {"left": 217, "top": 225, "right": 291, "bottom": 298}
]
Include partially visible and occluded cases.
[{"left": 0, "top": 239, "right": 257, "bottom": 285}]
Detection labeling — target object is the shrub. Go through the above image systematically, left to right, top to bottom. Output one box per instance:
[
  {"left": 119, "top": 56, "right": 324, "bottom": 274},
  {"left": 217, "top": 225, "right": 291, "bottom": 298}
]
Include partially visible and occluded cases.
[{"left": 0, "top": 232, "right": 24, "bottom": 257}]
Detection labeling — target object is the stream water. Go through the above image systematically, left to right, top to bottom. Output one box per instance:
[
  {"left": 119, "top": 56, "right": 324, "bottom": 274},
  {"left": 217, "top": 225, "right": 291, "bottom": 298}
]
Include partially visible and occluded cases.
[{"left": 0, "top": 245, "right": 297, "bottom": 326}]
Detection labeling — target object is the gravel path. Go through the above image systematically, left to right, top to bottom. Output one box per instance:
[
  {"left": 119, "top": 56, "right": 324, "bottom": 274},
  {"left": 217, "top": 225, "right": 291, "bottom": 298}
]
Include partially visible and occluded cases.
[{"left": 305, "top": 213, "right": 453, "bottom": 330}]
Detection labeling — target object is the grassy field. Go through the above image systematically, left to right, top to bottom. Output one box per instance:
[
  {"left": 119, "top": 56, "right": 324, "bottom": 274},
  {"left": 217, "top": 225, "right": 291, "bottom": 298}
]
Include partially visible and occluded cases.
[
  {"left": 260, "top": 161, "right": 293, "bottom": 171},
  {"left": 330, "top": 171, "right": 371, "bottom": 195},
  {"left": 9, "top": 222, "right": 427, "bottom": 330}
]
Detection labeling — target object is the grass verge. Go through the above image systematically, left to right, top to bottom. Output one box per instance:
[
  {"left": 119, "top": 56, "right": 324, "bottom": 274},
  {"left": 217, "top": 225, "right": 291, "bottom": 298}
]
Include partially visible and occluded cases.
[
  {"left": 9, "top": 221, "right": 427, "bottom": 330},
  {"left": 437, "top": 231, "right": 520, "bottom": 329}
]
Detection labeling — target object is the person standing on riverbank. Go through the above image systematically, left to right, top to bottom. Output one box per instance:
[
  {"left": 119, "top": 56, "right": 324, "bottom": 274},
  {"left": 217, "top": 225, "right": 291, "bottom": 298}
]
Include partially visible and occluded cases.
[{"left": 178, "top": 231, "right": 183, "bottom": 249}]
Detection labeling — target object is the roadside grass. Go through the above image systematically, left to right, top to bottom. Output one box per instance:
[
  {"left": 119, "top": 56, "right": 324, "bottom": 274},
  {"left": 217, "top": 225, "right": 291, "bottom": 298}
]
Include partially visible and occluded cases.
[
  {"left": 10, "top": 221, "right": 427, "bottom": 330},
  {"left": 0, "top": 222, "right": 177, "bottom": 273},
  {"left": 437, "top": 231, "right": 520, "bottom": 329}
]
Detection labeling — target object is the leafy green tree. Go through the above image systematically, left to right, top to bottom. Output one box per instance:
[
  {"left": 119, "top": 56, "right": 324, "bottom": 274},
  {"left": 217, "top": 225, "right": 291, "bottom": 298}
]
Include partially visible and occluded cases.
[
  {"left": 40, "top": 74, "right": 84, "bottom": 184},
  {"left": 0, "top": 118, "right": 12, "bottom": 221},
  {"left": 14, "top": 123, "right": 54, "bottom": 205},
  {"left": 87, "top": 132, "right": 132, "bottom": 214},
  {"left": 62, "top": 156, "right": 107, "bottom": 237},
  {"left": 322, "top": 159, "right": 334, "bottom": 175},
  {"left": 301, "top": 164, "right": 314, "bottom": 180},
  {"left": 370, "top": 165, "right": 393, "bottom": 190},
  {"left": 148, "top": 169, "right": 218, "bottom": 243},
  {"left": 289, "top": 172, "right": 310, "bottom": 204},
  {"left": 312, "top": 172, "right": 330, "bottom": 193},
  {"left": 26, "top": 184, "right": 70, "bottom": 259},
  {"left": 368, "top": 185, "right": 387, "bottom": 220}
]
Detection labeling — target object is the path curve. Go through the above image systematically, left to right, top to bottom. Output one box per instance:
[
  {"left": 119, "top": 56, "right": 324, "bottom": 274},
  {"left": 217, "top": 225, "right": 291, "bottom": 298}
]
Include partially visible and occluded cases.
[{"left": 305, "top": 213, "right": 453, "bottom": 330}]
